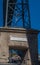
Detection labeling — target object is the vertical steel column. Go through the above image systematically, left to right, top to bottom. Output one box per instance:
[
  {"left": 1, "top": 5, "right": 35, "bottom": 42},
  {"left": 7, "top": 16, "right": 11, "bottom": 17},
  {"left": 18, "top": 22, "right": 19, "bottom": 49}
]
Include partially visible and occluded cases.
[{"left": 5, "top": 0, "right": 9, "bottom": 27}]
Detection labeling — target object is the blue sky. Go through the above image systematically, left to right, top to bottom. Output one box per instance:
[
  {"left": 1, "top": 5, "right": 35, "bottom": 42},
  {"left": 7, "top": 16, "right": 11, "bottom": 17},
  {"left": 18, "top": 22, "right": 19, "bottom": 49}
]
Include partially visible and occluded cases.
[
  {"left": 0, "top": 0, "right": 40, "bottom": 54},
  {"left": 29, "top": 0, "right": 40, "bottom": 54}
]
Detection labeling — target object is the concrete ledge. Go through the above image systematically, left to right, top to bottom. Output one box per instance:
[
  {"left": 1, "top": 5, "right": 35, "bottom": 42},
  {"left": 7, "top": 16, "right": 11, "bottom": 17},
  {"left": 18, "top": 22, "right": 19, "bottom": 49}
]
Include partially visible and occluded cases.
[{"left": 0, "top": 27, "right": 39, "bottom": 34}]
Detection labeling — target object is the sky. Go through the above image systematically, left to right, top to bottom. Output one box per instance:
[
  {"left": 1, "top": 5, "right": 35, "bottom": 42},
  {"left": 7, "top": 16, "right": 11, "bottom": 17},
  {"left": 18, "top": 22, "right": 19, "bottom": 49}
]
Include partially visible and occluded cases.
[
  {"left": 0, "top": 0, "right": 40, "bottom": 54},
  {"left": 29, "top": 0, "right": 40, "bottom": 54}
]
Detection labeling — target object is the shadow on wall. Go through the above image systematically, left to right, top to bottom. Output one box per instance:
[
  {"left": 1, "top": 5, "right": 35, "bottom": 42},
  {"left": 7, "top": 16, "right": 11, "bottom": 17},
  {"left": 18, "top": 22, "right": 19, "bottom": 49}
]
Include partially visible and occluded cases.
[{"left": 26, "top": 29, "right": 38, "bottom": 65}]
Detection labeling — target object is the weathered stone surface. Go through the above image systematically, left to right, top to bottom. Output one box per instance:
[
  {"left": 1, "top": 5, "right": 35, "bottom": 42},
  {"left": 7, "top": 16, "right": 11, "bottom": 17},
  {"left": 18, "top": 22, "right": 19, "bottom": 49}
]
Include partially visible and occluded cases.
[{"left": 0, "top": 28, "right": 38, "bottom": 65}]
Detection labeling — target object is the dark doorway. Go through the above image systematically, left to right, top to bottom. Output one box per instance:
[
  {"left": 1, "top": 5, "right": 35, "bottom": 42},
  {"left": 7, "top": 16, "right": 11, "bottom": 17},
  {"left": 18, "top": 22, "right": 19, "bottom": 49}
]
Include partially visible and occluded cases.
[{"left": 9, "top": 47, "right": 26, "bottom": 64}]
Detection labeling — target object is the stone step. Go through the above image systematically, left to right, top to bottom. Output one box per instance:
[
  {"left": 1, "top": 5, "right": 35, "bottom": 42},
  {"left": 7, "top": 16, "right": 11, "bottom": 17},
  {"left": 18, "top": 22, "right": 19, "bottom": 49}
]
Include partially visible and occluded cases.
[
  {"left": 0, "top": 63, "right": 28, "bottom": 65},
  {"left": 0, "top": 63, "right": 18, "bottom": 65}
]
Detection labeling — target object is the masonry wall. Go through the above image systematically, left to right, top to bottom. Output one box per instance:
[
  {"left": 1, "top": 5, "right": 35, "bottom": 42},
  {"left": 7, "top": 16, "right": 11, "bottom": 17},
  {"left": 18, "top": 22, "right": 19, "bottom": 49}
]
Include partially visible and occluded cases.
[
  {"left": 0, "top": 30, "right": 38, "bottom": 65},
  {"left": 0, "top": 31, "right": 29, "bottom": 63},
  {"left": 0, "top": 32, "right": 9, "bottom": 62},
  {"left": 27, "top": 33, "right": 38, "bottom": 65}
]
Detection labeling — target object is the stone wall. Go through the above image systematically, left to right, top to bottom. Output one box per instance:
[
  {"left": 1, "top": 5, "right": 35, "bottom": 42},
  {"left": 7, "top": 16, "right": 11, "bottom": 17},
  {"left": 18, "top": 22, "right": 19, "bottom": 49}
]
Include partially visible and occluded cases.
[
  {"left": 0, "top": 28, "right": 38, "bottom": 65},
  {"left": 0, "top": 32, "right": 29, "bottom": 63},
  {"left": 0, "top": 32, "right": 9, "bottom": 63},
  {"left": 27, "top": 33, "right": 38, "bottom": 65}
]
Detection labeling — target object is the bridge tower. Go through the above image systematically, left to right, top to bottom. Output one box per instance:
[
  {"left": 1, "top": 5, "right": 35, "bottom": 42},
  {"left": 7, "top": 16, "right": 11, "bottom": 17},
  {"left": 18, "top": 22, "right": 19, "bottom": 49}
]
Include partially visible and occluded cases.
[
  {"left": 0, "top": 0, "right": 39, "bottom": 65},
  {"left": 3, "top": 0, "right": 31, "bottom": 28}
]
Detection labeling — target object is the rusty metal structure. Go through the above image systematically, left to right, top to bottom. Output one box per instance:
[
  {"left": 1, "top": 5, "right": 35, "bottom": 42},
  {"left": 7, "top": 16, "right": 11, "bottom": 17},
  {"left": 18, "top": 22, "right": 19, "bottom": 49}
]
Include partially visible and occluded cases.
[{"left": 0, "top": 0, "right": 39, "bottom": 65}]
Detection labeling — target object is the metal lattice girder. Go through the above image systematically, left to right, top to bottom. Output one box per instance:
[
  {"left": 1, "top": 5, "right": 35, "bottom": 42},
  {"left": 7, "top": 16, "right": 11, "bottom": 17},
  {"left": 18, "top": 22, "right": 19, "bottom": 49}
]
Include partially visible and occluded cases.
[
  {"left": 3, "top": 0, "right": 31, "bottom": 28},
  {"left": 3, "top": 0, "right": 17, "bottom": 26}
]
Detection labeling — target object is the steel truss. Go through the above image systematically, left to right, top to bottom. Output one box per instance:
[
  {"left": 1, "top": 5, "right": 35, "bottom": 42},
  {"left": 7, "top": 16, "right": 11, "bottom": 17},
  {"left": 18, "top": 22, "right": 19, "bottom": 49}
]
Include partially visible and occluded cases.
[{"left": 3, "top": 0, "right": 31, "bottom": 28}]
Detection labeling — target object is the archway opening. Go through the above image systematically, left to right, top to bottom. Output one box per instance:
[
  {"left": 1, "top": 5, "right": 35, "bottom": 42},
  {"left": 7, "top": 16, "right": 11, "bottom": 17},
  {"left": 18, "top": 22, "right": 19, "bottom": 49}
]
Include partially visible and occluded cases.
[{"left": 9, "top": 46, "right": 27, "bottom": 64}]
